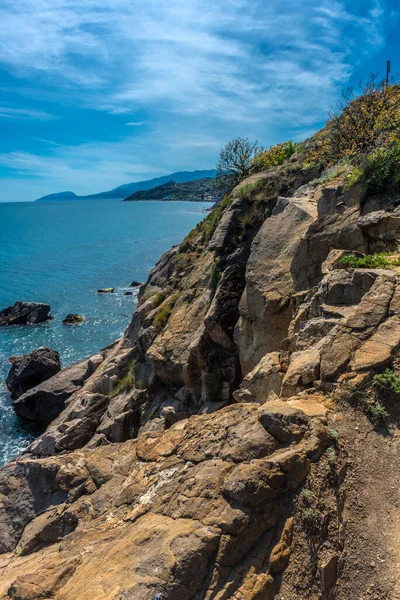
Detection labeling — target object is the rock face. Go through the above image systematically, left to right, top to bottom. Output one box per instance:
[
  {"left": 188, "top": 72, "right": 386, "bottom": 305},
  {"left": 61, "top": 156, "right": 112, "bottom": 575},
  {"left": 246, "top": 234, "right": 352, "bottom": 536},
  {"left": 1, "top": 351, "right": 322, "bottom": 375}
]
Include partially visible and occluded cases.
[
  {"left": 3, "top": 153, "right": 400, "bottom": 598},
  {"left": 0, "top": 302, "right": 51, "bottom": 326},
  {"left": 5, "top": 348, "right": 61, "bottom": 400}
]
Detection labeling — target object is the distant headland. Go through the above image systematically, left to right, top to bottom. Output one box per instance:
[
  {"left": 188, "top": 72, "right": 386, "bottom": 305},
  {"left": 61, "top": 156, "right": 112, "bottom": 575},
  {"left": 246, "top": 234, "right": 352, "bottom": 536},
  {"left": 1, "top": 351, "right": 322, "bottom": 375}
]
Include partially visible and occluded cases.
[{"left": 35, "top": 169, "right": 217, "bottom": 202}]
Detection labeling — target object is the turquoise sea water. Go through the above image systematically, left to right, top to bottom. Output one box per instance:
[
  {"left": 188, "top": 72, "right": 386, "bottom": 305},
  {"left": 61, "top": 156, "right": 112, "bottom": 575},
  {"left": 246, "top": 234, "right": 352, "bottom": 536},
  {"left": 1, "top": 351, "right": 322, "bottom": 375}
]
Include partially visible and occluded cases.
[{"left": 0, "top": 199, "right": 211, "bottom": 465}]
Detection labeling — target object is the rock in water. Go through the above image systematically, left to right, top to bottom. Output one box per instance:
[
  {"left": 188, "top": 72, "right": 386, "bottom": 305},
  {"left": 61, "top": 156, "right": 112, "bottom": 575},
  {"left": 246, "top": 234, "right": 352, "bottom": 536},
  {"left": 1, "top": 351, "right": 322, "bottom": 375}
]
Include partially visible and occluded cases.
[
  {"left": 130, "top": 280, "right": 142, "bottom": 287},
  {"left": 96, "top": 287, "right": 115, "bottom": 293},
  {"left": 124, "top": 291, "right": 133, "bottom": 296},
  {"left": 0, "top": 301, "right": 51, "bottom": 326},
  {"left": 62, "top": 313, "right": 85, "bottom": 325},
  {"left": 5, "top": 347, "right": 61, "bottom": 400},
  {"left": 12, "top": 357, "right": 96, "bottom": 423}
]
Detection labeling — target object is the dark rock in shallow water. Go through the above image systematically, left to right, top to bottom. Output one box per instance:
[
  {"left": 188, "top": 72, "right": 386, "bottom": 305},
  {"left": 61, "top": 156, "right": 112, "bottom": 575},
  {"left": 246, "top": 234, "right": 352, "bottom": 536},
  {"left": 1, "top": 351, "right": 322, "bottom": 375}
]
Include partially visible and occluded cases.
[
  {"left": 130, "top": 281, "right": 142, "bottom": 287},
  {"left": 96, "top": 288, "right": 114, "bottom": 293},
  {"left": 124, "top": 291, "right": 133, "bottom": 296},
  {"left": 0, "top": 301, "right": 52, "bottom": 326},
  {"left": 62, "top": 313, "right": 85, "bottom": 325},
  {"left": 5, "top": 347, "right": 61, "bottom": 400},
  {"left": 12, "top": 357, "right": 98, "bottom": 424}
]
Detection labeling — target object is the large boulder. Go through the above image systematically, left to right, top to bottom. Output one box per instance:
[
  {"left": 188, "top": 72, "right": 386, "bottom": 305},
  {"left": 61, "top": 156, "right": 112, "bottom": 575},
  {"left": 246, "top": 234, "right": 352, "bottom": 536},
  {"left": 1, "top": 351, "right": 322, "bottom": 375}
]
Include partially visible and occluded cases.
[
  {"left": 0, "top": 301, "right": 51, "bottom": 326},
  {"left": 5, "top": 347, "right": 61, "bottom": 400},
  {"left": 13, "top": 358, "right": 96, "bottom": 424}
]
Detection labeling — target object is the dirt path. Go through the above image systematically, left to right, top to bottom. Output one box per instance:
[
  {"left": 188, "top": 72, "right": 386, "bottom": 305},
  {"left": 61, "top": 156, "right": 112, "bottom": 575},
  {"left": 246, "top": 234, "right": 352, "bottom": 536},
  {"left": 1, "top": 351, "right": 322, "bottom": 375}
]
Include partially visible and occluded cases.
[{"left": 335, "top": 406, "right": 400, "bottom": 599}]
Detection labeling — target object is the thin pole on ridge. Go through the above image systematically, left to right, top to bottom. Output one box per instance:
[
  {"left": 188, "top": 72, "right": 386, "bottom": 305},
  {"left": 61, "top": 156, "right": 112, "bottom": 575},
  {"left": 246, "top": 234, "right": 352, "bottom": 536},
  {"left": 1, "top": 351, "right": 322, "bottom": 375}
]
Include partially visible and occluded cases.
[{"left": 386, "top": 60, "right": 391, "bottom": 87}]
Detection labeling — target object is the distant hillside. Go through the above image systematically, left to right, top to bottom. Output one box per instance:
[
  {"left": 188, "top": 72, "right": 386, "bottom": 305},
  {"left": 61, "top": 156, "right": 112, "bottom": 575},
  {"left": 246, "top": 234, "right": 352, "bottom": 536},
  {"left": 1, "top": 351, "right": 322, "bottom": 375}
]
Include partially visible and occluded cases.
[
  {"left": 35, "top": 170, "right": 217, "bottom": 202},
  {"left": 124, "top": 178, "right": 218, "bottom": 202}
]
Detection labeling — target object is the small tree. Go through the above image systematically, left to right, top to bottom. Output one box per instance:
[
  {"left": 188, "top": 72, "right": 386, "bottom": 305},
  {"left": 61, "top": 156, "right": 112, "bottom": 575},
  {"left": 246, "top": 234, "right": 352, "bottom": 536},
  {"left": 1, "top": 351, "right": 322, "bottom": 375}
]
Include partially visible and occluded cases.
[{"left": 216, "top": 137, "right": 258, "bottom": 193}]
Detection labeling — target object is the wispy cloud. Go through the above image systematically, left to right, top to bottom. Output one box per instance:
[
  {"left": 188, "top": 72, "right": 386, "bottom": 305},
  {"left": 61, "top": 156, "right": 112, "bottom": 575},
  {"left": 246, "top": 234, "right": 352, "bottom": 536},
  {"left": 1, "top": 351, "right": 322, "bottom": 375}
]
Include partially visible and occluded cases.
[
  {"left": 0, "top": 0, "right": 385, "bottom": 122},
  {"left": 0, "top": 106, "right": 55, "bottom": 120},
  {"left": 126, "top": 121, "right": 147, "bottom": 127}
]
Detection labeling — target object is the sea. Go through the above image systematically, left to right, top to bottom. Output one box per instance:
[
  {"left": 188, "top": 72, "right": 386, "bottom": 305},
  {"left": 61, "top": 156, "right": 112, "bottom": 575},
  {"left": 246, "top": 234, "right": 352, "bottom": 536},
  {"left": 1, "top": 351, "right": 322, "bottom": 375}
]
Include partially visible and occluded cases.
[{"left": 0, "top": 199, "right": 211, "bottom": 465}]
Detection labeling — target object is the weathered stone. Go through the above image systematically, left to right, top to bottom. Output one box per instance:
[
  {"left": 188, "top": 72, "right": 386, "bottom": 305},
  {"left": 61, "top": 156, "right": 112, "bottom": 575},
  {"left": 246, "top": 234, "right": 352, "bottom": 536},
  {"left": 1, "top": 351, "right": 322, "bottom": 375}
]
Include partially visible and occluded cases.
[
  {"left": 236, "top": 194, "right": 318, "bottom": 373},
  {"left": 357, "top": 207, "right": 400, "bottom": 242},
  {"left": 351, "top": 316, "right": 400, "bottom": 371},
  {"left": 281, "top": 346, "right": 321, "bottom": 397},
  {"left": 233, "top": 352, "right": 283, "bottom": 403}
]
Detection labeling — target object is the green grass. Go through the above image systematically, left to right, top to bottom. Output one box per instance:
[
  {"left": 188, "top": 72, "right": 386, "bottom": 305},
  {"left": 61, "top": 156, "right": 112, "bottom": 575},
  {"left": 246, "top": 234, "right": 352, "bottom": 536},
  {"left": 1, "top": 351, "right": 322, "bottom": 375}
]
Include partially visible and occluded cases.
[
  {"left": 238, "top": 180, "right": 264, "bottom": 201},
  {"left": 200, "top": 195, "right": 231, "bottom": 243},
  {"left": 338, "top": 252, "right": 400, "bottom": 269},
  {"left": 153, "top": 292, "right": 165, "bottom": 308},
  {"left": 153, "top": 293, "right": 179, "bottom": 329},
  {"left": 153, "top": 305, "right": 172, "bottom": 328},
  {"left": 110, "top": 371, "right": 134, "bottom": 398}
]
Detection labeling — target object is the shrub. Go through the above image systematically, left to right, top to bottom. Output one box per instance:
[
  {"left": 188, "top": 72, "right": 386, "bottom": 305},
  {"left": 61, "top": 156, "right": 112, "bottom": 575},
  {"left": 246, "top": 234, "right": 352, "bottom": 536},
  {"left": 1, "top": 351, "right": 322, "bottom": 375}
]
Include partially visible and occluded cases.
[
  {"left": 312, "top": 78, "right": 400, "bottom": 164},
  {"left": 252, "top": 141, "right": 297, "bottom": 172},
  {"left": 364, "top": 141, "right": 400, "bottom": 195},
  {"left": 373, "top": 369, "right": 400, "bottom": 396},
  {"left": 367, "top": 401, "right": 389, "bottom": 424},
  {"left": 325, "top": 426, "right": 339, "bottom": 441},
  {"left": 326, "top": 447, "right": 336, "bottom": 465},
  {"left": 301, "top": 489, "right": 315, "bottom": 504}
]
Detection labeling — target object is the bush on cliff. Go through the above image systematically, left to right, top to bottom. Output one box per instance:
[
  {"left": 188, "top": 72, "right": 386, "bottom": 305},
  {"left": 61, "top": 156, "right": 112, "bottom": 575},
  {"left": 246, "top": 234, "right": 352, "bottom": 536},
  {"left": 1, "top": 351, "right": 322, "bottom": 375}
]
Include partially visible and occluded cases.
[
  {"left": 312, "top": 77, "right": 400, "bottom": 165},
  {"left": 364, "top": 140, "right": 400, "bottom": 195},
  {"left": 252, "top": 141, "right": 297, "bottom": 172}
]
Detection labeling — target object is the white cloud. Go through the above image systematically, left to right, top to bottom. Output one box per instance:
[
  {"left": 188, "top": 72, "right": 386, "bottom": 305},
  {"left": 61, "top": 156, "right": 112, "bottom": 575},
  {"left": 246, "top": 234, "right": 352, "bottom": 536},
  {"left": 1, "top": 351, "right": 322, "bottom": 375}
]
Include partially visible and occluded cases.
[{"left": 126, "top": 121, "right": 147, "bottom": 127}]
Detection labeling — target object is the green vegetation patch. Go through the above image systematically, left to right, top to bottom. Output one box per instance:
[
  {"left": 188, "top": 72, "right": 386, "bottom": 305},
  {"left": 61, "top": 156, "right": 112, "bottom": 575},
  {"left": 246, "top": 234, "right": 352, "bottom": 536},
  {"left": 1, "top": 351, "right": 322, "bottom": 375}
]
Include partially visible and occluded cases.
[
  {"left": 364, "top": 140, "right": 400, "bottom": 195},
  {"left": 252, "top": 141, "right": 297, "bottom": 172},
  {"left": 200, "top": 195, "right": 231, "bottom": 243},
  {"left": 338, "top": 252, "right": 400, "bottom": 269},
  {"left": 153, "top": 293, "right": 179, "bottom": 329},
  {"left": 110, "top": 361, "right": 136, "bottom": 398},
  {"left": 340, "top": 368, "right": 400, "bottom": 426},
  {"left": 373, "top": 369, "right": 400, "bottom": 397}
]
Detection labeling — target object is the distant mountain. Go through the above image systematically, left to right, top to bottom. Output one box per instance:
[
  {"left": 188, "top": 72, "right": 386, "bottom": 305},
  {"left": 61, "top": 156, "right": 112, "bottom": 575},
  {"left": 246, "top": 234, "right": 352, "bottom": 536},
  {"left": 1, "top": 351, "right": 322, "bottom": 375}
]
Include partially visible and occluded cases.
[
  {"left": 35, "top": 170, "right": 217, "bottom": 202},
  {"left": 124, "top": 178, "right": 218, "bottom": 202}
]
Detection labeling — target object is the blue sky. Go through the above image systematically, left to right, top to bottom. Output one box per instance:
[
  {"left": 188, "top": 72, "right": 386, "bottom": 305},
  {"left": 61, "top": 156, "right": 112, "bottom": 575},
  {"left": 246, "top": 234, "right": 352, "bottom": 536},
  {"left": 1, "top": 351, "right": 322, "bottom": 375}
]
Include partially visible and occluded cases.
[{"left": 0, "top": 0, "right": 399, "bottom": 202}]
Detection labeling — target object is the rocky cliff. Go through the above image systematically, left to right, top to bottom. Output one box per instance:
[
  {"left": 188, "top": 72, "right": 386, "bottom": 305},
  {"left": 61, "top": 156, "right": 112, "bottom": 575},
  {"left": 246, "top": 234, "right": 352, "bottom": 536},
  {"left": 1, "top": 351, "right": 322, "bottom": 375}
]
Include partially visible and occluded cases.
[{"left": 3, "top": 114, "right": 400, "bottom": 598}]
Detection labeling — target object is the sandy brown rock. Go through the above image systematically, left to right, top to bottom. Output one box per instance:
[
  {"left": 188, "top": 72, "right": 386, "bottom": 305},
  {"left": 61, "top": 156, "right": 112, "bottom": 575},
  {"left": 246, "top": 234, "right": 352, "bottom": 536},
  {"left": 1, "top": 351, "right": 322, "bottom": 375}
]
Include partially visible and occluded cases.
[{"left": 0, "top": 401, "right": 329, "bottom": 600}]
